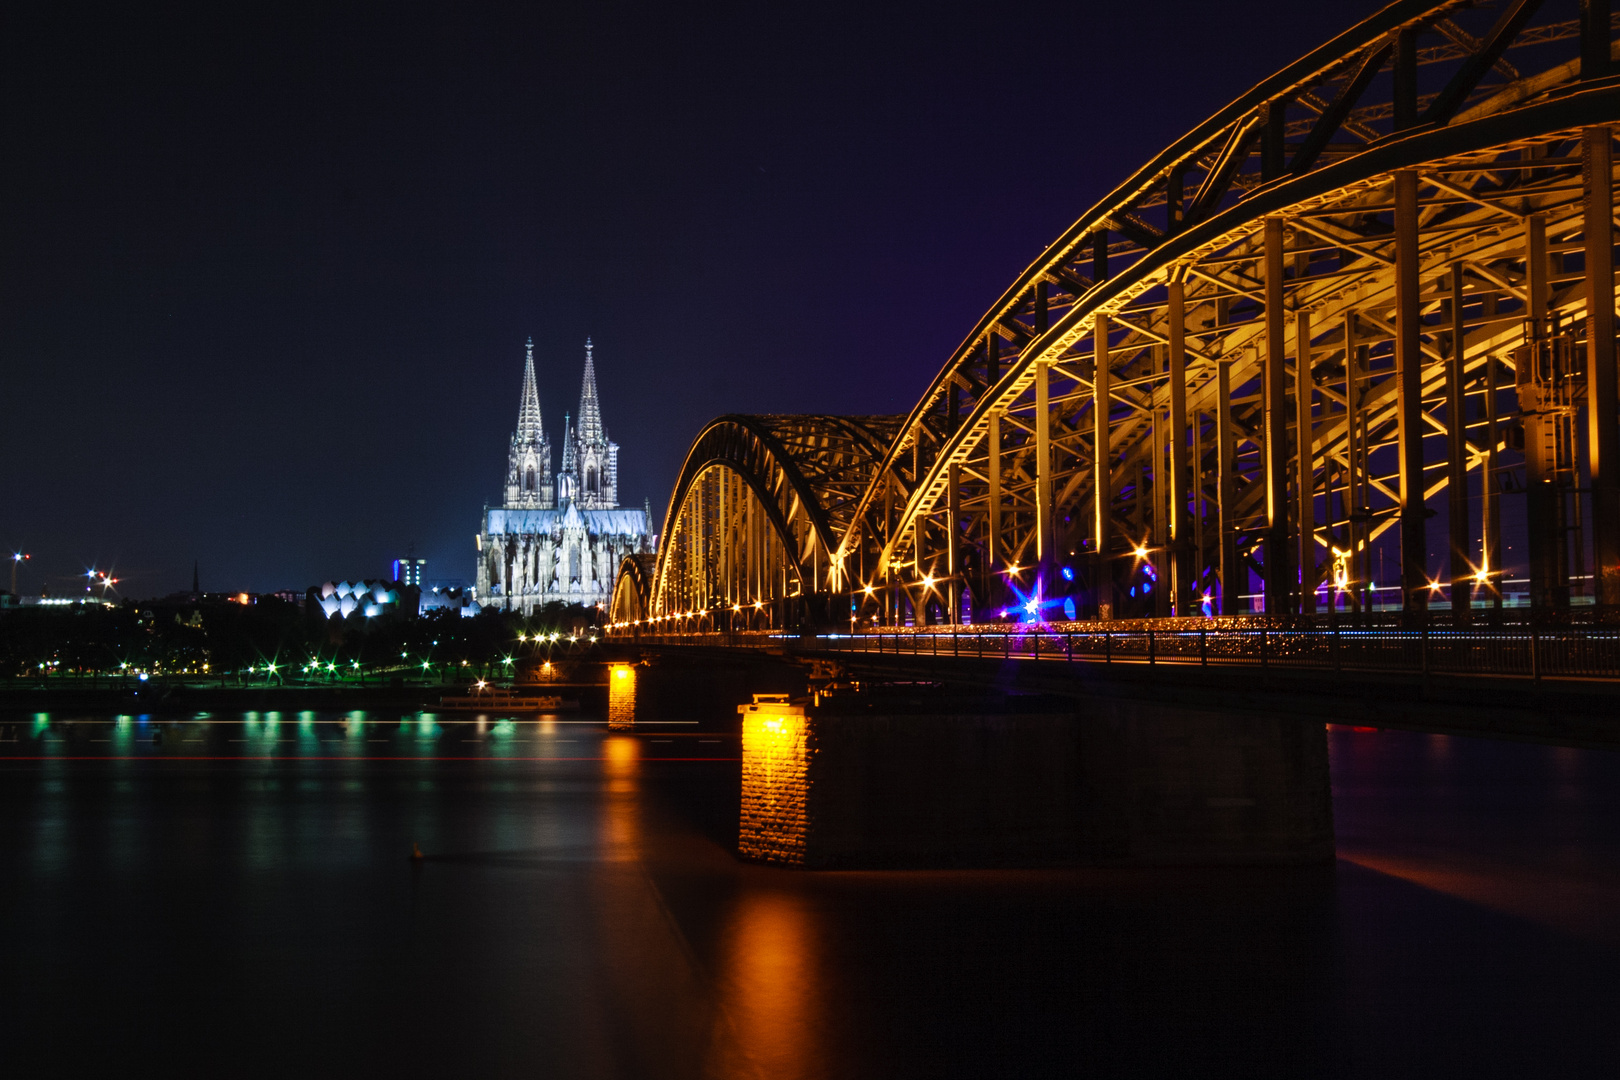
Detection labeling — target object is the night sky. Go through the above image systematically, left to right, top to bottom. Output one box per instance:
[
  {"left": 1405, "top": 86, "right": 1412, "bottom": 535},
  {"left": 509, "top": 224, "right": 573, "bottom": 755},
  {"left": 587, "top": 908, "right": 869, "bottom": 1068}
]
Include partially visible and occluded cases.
[{"left": 3, "top": 1, "right": 1370, "bottom": 597}]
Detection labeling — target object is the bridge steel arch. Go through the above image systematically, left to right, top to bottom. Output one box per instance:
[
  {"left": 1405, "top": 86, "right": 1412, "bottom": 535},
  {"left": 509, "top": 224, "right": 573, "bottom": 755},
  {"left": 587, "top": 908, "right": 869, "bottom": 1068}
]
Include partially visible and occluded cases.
[
  {"left": 621, "top": 0, "right": 1620, "bottom": 633},
  {"left": 838, "top": 0, "right": 1620, "bottom": 625},
  {"left": 620, "top": 415, "right": 904, "bottom": 630}
]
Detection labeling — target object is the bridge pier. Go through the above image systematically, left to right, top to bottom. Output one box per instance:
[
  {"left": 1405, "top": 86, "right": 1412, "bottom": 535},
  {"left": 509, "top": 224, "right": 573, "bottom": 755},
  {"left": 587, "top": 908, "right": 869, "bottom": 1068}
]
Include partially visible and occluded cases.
[{"left": 738, "top": 688, "right": 1332, "bottom": 869}]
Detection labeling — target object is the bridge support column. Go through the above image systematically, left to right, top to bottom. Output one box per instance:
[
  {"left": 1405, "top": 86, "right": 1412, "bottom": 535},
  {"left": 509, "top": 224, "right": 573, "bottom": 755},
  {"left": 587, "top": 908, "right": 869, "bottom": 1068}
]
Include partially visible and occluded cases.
[
  {"left": 1584, "top": 126, "right": 1620, "bottom": 608},
  {"left": 1395, "top": 170, "right": 1429, "bottom": 619},
  {"left": 1522, "top": 213, "right": 1566, "bottom": 613},
  {"left": 1263, "top": 217, "right": 1293, "bottom": 615},
  {"left": 1447, "top": 264, "right": 1472, "bottom": 623},
  {"left": 1168, "top": 278, "right": 1190, "bottom": 616},
  {"left": 1295, "top": 308, "right": 1315, "bottom": 614},
  {"left": 1094, "top": 314, "right": 1113, "bottom": 618},
  {"left": 986, "top": 335, "right": 1002, "bottom": 586},
  {"left": 1217, "top": 357, "right": 1239, "bottom": 615},
  {"left": 1036, "top": 358, "right": 1054, "bottom": 593},
  {"left": 947, "top": 463, "right": 962, "bottom": 623},
  {"left": 738, "top": 691, "right": 1332, "bottom": 868}
]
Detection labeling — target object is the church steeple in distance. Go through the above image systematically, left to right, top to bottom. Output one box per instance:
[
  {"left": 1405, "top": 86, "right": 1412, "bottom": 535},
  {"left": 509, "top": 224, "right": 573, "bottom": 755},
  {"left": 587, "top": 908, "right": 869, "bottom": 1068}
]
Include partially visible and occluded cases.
[
  {"left": 516, "top": 336, "right": 543, "bottom": 441},
  {"left": 503, "top": 337, "right": 554, "bottom": 509},
  {"left": 569, "top": 337, "right": 620, "bottom": 509},
  {"left": 577, "top": 337, "right": 604, "bottom": 445}
]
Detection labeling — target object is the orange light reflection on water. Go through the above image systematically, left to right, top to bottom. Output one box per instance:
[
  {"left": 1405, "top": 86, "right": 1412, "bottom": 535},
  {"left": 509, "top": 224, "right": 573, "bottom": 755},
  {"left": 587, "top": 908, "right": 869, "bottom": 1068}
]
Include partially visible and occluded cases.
[{"left": 711, "top": 890, "right": 821, "bottom": 1080}]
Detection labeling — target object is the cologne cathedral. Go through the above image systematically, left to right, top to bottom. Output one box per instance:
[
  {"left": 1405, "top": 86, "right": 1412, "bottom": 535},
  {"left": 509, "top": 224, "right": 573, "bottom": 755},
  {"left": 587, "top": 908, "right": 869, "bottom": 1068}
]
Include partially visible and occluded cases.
[{"left": 476, "top": 338, "right": 655, "bottom": 614}]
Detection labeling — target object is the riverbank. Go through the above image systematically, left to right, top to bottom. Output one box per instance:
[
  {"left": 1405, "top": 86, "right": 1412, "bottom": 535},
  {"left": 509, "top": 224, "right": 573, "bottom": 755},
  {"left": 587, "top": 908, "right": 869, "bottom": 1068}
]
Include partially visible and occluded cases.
[{"left": 0, "top": 680, "right": 610, "bottom": 713}]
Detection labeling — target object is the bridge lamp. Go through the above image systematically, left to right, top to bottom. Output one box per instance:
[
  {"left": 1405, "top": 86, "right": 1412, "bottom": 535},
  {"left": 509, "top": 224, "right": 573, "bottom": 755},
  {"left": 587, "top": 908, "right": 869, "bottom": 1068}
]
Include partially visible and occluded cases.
[
  {"left": 1133, "top": 544, "right": 1150, "bottom": 560},
  {"left": 921, "top": 575, "right": 936, "bottom": 590},
  {"left": 862, "top": 584, "right": 875, "bottom": 596},
  {"left": 754, "top": 600, "right": 763, "bottom": 610},
  {"left": 732, "top": 603, "right": 741, "bottom": 613}
]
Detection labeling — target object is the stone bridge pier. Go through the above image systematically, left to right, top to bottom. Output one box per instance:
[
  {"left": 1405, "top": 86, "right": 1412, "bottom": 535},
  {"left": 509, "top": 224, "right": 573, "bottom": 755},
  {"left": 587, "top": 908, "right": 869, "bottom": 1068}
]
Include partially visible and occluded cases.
[{"left": 736, "top": 686, "right": 1332, "bottom": 869}]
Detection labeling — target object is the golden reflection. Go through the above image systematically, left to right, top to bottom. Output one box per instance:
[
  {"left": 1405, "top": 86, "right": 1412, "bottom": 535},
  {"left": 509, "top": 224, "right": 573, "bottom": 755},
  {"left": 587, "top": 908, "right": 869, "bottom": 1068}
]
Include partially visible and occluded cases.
[
  {"left": 608, "top": 664, "right": 636, "bottom": 729},
  {"left": 739, "top": 698, "right": 809, "bottom": 866},
  {"left": 601, "top": 735, "right": 641, "bottom": 857},
  {"left": 711, "top": 890, "right": 820, "bottom": 1079}
]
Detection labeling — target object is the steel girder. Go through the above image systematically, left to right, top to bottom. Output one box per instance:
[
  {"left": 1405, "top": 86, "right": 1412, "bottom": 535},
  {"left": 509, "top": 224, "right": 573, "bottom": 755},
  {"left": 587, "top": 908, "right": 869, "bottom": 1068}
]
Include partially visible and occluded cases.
[
  {"left": 623, "top": 0, "right": 1620, "bottom": 631},
  {"left": 835, "top": 0, "right": 1620, "bottom": 622},
  {"left": 640, "top": 415, "right": 903, "bottom": 622}
]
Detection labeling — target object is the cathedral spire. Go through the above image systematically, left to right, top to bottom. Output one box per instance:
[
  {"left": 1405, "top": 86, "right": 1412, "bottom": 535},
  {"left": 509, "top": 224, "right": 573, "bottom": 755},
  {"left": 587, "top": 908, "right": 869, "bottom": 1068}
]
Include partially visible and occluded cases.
[
  {"left": 516, "top": 337, "right": 543, "bottom": 440},
  {"left": 576, "top": 338, "right": 604, "bottom": 445},
  {"left": 560, "top": 410, "right": 575, "bottom": 476}
]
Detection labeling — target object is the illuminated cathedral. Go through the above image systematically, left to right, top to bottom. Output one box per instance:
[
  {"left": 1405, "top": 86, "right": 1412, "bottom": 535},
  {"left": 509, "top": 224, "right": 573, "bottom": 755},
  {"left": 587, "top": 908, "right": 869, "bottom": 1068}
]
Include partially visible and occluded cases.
[{"left": 476, "top": 338, "right": 655, "bottom": 613}]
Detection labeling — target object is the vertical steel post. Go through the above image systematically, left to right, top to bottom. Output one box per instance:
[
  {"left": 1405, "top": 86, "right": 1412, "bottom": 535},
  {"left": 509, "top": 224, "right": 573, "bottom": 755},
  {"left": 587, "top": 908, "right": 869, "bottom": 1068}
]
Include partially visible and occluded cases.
[
  {"left": 1584, "top": 127, "right": 1620, "bottom": 607},
  {"left": 1395, "top": 170, "right": 1429, "bottom": 617},
  {"left": 1524, "top": 214, "right": 1561, "bottom": 612},
  {"left": 1264, "top": 217, "right": 1292, "bottom": 614},
  {"left": 1448, "top": 264, "right": 1472, "bottom": 622},
  {"left": 1168, "top": 277, "right": 1190, "bottom": 615},
  {"left": 1296, "top": 308, "right": 1316, "bottom": 614},
  {"left": 1094, "top": 314, "right": 1113, "bottom": 618},
  {"left": 986, "top": 336, "right": 1001, "bottom": 577},
  {"left": 1485, "top": 352, "right": 1502, "bottom": 617},
  {"left": 1217, "top": 357, "right": 1238, "bottom": 615},
  {"left": 1036, "top": 359, "right": 1053, "bottom": 578},
  {"left": 1152, "top": 378, "right": 1170, "bottom": 618},
  {"left": 947, "top": 463, "right": 961, "bottom": 624}
]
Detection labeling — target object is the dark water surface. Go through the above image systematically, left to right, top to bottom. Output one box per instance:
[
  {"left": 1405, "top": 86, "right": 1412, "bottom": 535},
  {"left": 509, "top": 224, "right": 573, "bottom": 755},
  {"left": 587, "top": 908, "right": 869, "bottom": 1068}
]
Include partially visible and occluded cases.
[{"left": 1, "top": 710, "right": 1617, "bottom": 1078}]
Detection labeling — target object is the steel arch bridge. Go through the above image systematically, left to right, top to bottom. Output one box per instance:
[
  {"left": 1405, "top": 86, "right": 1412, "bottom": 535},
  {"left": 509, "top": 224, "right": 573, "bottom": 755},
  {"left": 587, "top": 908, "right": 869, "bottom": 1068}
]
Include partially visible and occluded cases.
[{"left": 615, "top": 0, "right": 1620, "bottom": 634}]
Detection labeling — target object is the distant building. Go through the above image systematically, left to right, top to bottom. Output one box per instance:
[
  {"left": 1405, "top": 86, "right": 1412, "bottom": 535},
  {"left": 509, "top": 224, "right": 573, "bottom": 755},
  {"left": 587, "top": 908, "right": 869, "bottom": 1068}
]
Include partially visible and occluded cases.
[
  {"left": 476, "top": 338, "right": 656, "bottom": 614},
  {"left": 393, "top": 558, "right": 426, "bottom": 587},
  {"left": 308, "top": 580, "right": 418, "bottom": 620},
  {"left": 420, "top": 585, "right": 481, "bottom": 617}
]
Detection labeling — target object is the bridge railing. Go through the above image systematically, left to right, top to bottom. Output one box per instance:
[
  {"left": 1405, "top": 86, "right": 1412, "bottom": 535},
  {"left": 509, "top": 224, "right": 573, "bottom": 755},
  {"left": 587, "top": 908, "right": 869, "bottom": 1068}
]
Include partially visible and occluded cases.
[{"left": 622, "top": 623, "right": 1620, "bottom": 681}]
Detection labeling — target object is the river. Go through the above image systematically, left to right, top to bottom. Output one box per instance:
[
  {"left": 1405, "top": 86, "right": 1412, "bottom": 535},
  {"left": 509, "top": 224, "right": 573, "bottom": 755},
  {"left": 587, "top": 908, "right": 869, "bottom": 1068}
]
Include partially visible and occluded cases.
[{"left": 0, "top": 709, "right": 1615, "bottom": 1077}]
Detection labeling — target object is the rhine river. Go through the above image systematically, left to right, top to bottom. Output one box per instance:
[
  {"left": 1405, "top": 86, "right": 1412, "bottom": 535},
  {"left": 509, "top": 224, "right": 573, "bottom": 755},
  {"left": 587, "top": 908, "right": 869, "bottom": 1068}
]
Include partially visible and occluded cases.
[{"left": 1, "top": 708, "right": 1616, "bottom": 1078}]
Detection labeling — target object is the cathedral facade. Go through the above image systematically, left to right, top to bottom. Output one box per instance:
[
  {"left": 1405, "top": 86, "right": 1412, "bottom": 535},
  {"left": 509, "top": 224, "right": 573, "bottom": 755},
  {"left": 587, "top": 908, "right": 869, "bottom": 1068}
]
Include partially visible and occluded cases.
[{"left": 476, "top": 338, "right": 656, "bottom": 614}]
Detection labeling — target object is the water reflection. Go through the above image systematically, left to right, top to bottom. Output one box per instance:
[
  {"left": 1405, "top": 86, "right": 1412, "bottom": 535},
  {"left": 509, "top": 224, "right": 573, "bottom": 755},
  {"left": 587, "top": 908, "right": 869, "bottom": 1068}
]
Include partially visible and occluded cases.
[
  {"left": 602, "top": 735, "right": 641, "bottom": 858},
  {"left": 711, "top": 890, "right": 821, "bottom": 1080}
]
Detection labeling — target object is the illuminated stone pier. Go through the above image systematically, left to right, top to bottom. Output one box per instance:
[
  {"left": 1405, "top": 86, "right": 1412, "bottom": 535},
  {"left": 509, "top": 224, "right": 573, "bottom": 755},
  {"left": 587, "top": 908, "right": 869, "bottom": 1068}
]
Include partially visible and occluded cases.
[{"left": 739, "top": 690, "right": 1331, "bottom": 869}]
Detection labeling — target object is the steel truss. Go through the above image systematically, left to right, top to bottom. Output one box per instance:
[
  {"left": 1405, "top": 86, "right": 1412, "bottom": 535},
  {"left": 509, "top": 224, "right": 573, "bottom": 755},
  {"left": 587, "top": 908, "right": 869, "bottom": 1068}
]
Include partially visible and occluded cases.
[
  {"left": 619, "top": 0, "right": 1620, "bottom": 632},
  {"left": 627, "top": 415, "right": 902, "bottom": 630}
]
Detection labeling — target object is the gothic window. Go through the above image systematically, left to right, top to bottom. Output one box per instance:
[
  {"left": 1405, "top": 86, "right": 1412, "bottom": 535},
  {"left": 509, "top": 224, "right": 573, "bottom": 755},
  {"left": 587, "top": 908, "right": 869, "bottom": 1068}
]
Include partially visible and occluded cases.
[
  {"left": 585, "top": 465, "right": 597, "bottom": 493},
  {"left": 526, "top": 466, "right": 535, "bottom": 491}
]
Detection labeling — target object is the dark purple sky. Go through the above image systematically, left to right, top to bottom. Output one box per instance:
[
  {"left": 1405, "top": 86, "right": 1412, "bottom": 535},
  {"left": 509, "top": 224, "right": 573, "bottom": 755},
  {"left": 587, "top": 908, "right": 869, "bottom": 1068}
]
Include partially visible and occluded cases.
[{"left": 2, "top": 1, "right": 1371, "bottom": 597}]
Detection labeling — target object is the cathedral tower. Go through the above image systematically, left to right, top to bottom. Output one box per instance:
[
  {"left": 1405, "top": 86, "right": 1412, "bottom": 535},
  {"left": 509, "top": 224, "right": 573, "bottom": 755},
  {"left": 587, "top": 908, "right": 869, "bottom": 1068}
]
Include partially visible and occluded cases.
[
  {"left": 504, "top": 338, "right": 553, "bottom": 509},
  {"left": 568, "top": 338, "right": 619, "bottom": 509}
]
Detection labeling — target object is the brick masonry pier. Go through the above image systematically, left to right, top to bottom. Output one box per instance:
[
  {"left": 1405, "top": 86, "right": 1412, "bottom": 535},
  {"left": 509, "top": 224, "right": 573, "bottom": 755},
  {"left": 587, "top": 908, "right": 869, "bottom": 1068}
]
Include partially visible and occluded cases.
[{"left": 737, "top": 687, "right": 1332, "bottom": 869}]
